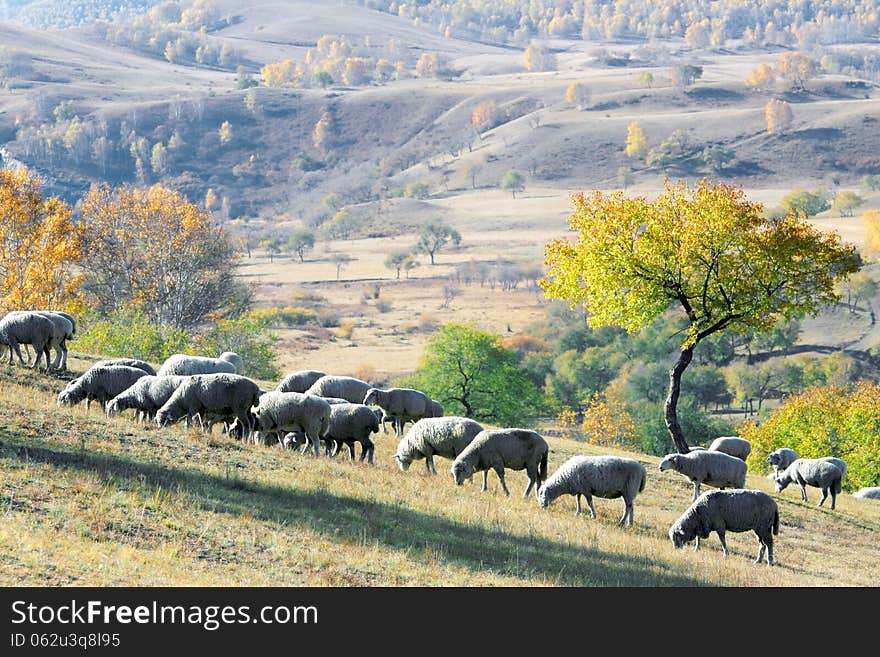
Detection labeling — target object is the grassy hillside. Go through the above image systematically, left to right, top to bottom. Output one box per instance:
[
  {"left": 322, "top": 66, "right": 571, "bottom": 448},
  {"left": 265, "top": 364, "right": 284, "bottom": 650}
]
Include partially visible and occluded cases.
[{"left": 1, "top": 359, "right": 878, "bottom": 586}]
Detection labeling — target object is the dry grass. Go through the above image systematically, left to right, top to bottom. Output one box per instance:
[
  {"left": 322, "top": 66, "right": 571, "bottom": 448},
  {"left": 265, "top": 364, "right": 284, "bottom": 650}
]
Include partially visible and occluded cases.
[{"left": 1, "top": 366, "right": 878, "bottom": 587}]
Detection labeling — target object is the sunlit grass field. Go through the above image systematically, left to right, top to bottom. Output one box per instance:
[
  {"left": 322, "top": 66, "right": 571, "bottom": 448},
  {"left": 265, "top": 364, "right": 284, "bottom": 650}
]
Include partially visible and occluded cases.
[{"left": 1, "top": 362, "right": 878, "bottom": 587}]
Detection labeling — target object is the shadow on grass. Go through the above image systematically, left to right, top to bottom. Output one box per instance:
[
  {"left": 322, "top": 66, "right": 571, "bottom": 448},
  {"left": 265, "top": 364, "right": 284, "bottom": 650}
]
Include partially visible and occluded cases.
[{"left": 1, "top": 436, "right": 708, "bottom": 587}]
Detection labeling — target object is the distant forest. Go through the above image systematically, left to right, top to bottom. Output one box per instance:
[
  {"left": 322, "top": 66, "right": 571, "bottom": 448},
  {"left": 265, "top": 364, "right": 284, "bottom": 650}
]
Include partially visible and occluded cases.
[{"left": 360, "top": 0, "right": 879, "bottom": 46}]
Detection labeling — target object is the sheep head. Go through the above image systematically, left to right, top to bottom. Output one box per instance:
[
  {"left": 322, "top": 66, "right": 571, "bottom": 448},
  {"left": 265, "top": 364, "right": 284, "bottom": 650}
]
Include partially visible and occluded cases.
[
  {"left": 658, "top": 454, "right": 680, "bottom": 472},
  {"left": 451, "top": 460, "right": 474, "bottom": 485}
]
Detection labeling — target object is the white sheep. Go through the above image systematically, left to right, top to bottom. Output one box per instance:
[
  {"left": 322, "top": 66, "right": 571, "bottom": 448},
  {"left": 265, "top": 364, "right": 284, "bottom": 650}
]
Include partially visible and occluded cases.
[
  {"left": 0, "top": 311, "right": 54, "bottom": 370},
  {"left": 218, "top": 351, "right": 245, "bottom": 374},
  {"left": 156, "top": 354, "right": 237, "bottom": 376},
  {"left": 94, "top": 359, "right": 157, "bottom": 376},
  {"left": 57, "top": 365, "right": 150, "bottom": 411},
  {"left": 276, "top": 370, "right": 327, "bottom": 393},
  {"left": 156, "top": 373, "right": 261, "bottom": 438},
  {"left": 106, "top": 375, "right": 188, "bottom": 422},
  {"left": 304, "top": 375, "right": 372, "bottom": 404},
  {"left": 363, "top": 386, "right": 432, "bottom": 437},
  {"left": 252, "top": 391, "right": 331, "bottom": 457},
  {"left": 323, "top": 402, "right": 381, "bottom": 464},
  {"left": 394, "top": 416, "right": 485, "bottom": 474},
  {"left": 450, "top": 428, "right": 549, "bottom": 498},
  {"left": 707, "top": 436, "right": 751, "bottom": 461},
  {"left": 767, "top": 447, "right": 799, "bottom": 475},
  {"left": 658, "top": 450, "right": 748, "bottom": 502},
  {"left": 537, "top": 455, "right": 647, "bottom": 526},
  {"left": 774, "top": 458, "right": 844, "bottom": 510},
  {"left": 853, "top": 487, "right": 880, "bottom": 500},
  {"left": 669, "top": 489, "right": 779, "bottom": 565}
]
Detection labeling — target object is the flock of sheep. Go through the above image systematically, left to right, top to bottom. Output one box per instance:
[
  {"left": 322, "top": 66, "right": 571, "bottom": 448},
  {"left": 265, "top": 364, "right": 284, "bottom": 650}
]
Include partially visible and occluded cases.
[{"left": 4, "top": 308, "right": 879, "bottom": 569}]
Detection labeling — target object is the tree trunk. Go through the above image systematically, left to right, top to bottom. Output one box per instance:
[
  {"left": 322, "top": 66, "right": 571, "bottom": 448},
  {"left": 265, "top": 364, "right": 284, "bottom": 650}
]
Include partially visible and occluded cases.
[{"left": 664, "top": 347, "right": 693, "bottom": 453}]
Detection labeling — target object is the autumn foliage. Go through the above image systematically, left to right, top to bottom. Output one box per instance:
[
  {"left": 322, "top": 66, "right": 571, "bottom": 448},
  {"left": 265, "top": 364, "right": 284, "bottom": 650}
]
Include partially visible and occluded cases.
[
  {"left": 0, "top": 166, "right": 83, "bottom": 311},
  {"left": 79, "top": 184, "right": 247, "bottom": 330},
  {"left": 740, "top": 382, "right": 880, "bottom": 490}
]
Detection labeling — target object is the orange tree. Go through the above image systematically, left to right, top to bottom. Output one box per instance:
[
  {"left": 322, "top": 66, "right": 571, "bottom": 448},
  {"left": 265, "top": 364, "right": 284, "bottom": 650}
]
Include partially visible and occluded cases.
[
  {"left": 0, "top": 166, "right": 83, "bottom": 310},
  {"left": 540, "top": 179, "right": 860, "bottom": 453},
  {"left": 79, "top": 183, "right": 249, "bottom": 330}
]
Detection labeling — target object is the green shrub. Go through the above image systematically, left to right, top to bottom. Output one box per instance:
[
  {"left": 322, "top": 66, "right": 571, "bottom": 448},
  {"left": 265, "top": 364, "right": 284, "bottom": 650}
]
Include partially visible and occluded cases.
[
  {"left": 250, "top": 306, "right": 319, "bottom": 327},
  {"left": 76, "top": 310, "right": 190, "bottom": 362},
  {"left": 188, "top": 313, "right": 280, "bottom": 381},
  {"left": 740, "top": 382, "right": 880, "bottom": 490}
]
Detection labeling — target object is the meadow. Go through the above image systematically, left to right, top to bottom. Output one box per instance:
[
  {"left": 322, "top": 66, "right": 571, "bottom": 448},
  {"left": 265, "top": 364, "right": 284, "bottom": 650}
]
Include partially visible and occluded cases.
[{"left": 1, "top": 359, "right": 878, "bottom": 587}]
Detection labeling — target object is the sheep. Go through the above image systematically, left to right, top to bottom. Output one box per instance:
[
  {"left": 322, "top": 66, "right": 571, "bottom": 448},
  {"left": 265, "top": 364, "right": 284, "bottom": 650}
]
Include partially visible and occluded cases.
[
  {"left": 2, "top": 310, "right": 73, "bottom": 368},
  {"left": 0, "top": 311, "right": 54, "bottom": 370},
  {"left": 218, "top": 351, "right": 245, "bottom": 374},
  {"left": 156, "top": 354, "right": 237, "bottom": 376},
  {"left": 94, "top": 359, "right": 157, "bottom": 376},
  {"left": 57, "top": 365, "right": 149, "bottom": 411},
  {"left": 276, "top": 370, "right": 327, "bottom": 393},
  {"left": 155, "top": 373, "right": 261, "bottom": 438},
  {"left": 106, "top": 375, "right": 188, "bottom": 422},
  {"left": 304, "top": 375, "right": 372, "bottom": 404},
  {"left": 363, "top": 386, "right": 432, "bottom": 437},
  {"left": 252, "top": 391, "right": 331, "bottom": 457},
  {"left": 427, "top": 399, "right": 444, "bottom": 418},
  {"left": 323, "top": 403, "right": 381, "bottom": 464},
  {"left": 395, "top": 417, "right": 485, "bottom": 474},
  {"left": 450, "top": 428, "right": 549, "bottom": 498},
  {"left": 708, "top": 436, "right": 752, "bottom": 461},
  {"left": 768, "top": 448, "right": 799, "bottom": 476},
  {"left": 658, "top": 450, "right": 748, "bottom": 502},
  {"left": 537, "top": 455, "right": 647, "bottom": 526},
  {"left": 774, "top": 458, "right": 844, "bottom": 510},
  {"left": 853, "top": 487, "right": 880, "bottom": 500},
  {"left": 669, "top": 489, "right": 779, "bottom": 566}
]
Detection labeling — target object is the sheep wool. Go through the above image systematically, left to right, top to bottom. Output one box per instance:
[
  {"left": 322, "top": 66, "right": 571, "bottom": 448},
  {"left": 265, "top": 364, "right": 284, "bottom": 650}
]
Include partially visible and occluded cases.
[
  {"left": 395, "top": 417, "right": 484, "bottom": 474},
  {"left": 451, "top": 428, "right": 549, "bottom": 499},
  {"left": 659, "top": 450, "right": 748, "bottom": 502},
  {"left": 537, "top": 455, "right": 647, "bottom": 526},
  {"left": 669, "top": 489, "right": 779, "bottom": 566}
]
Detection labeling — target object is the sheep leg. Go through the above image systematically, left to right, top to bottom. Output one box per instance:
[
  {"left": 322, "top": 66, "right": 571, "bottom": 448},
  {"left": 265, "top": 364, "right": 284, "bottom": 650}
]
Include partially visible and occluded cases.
[
  {"left": 11, "top": 341, "right": 25, "bottom": 366},
  {"left": 309, "top": 432, "right": 321, "bottom": 457},
  {"left": 426, "top": 454, "right": 436, "bottom": 474},
  {"left": 495, "top": 467, "right": 510, "bottom": 496},
  {"left": 481, "top": 470, "right": 488, "bottom": 491},
  {"left": 692, "top": 481, "right": 700, "bottom": 502},
  {"left": 799, "top": 484, "right": 808, "bottom": 502},
  {"left": 818, "top": 487, "right": 828, "bottom": 507},
  {"left": 830, "top": 489, "right": 836, "bottom": 510},
  {"left": 574, "top": 494, "right": 581, "bottom": 516},
  {"left": 585, "top": 495, "right": 596, "bottom": 519},
  {"left": 620, "top": 501, "right": 633, "bottom": 526},
  {"left": 717, "top": 531, "right": 729, "bottom": 557}
]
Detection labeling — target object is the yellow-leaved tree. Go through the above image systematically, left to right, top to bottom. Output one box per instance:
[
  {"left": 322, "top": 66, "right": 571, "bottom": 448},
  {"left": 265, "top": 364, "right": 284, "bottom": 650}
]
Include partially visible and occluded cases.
[
  {"left": 765, "top": 98, "right": 793, "bottom": 134},
  {"left": 624, "top": 121, "right": 648, "bottom": 159},
  {"left": 0, "top": 166, "right": 83, "bottom": 311},
  {"left": 540, "top": 179, "right": 860, "bottom": 452},
  {"left": 79, "top": 184, "right": 248, "bottom": 329}
]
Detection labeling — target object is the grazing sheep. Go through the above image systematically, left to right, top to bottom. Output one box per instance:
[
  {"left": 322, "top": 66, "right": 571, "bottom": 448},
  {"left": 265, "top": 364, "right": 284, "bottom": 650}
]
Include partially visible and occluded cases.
[
  {"left": 2, "top": 310, "right": 74, "bottom": 368},
  {"left": 0, "top": 311, "right": 54, "bottom": 370},
  {"left": 218, "top": 351, "right": 245, "bottom": 374},
  {"left": 156, "top": 354, "right": 237, "bottom": 376},
  {"left": 94, "top": 359, "right": 157, "bottom": 376},
  {"left": 57, "top": 365, "right": 149, "bottom": 411},
  {"left": 276, "top": 370, "right": 327, "bottom": 393},
  {"left": 156, "top": 373, "right": 261, "bottom": 438},
  {"left": 106, "top": 375, "right": 188, "bottom": 422},
  {"left": 304, "top": 375, "right": 372, "bottom": 404},
  {"left": 363, "top": 386, "right": 432, "bottom": 437},
  {"left": 252, "top": 391, "right": 331, "bottom": 457},
  {"left": 323, "top": 403, "right": 381, "bottom": 464},
  {"left": 395, "top": 417, "right": 485, "bottom": 474},
  {"left": 450, "top": 428, "right": 549, "bottom": 498},
  {"left": 708, "top": 436, "right": 752, "bottom": 461},
  {"left": 768, "top": 448, "right": 799, "bottom": 475},
  {"left": 658, "top": 450, "right": 748, "bottom": 502},
  {"left": 537, "top": 456, "right": 647, "bottom": 526},
  {"left": 774, "top": 458, "right": 844, "bottom": 510},
  {"left": 853, "top": 487, "right": 880, "bottom": 500},
  {"left": 669, "top": 489, "right": 779, "bottom": 566}
]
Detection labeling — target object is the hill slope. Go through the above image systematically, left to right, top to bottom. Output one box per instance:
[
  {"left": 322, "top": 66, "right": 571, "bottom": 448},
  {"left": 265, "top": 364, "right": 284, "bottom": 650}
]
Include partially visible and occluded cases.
[{"left": 1, "top": 360, "right": 878, "bottom": 586}]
